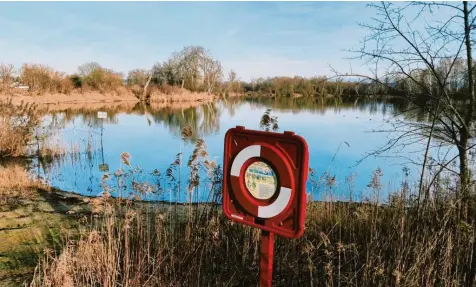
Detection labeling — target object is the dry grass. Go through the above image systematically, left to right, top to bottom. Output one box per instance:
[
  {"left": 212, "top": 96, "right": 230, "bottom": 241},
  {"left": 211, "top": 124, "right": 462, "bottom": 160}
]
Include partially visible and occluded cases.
[
  {"left": 0, "top": 63, "right": 15, "bottom": 92},
  {"left": 20, "top": 64, "right": 74, "bottom": 95},
  {"left": 80, "top": 67, "right": 124, "bottom": 93},
  {"left": 149, "top": 87, "right": 216, "bottom": 103},
  {"left": 0, "top": 88, "right": 217, "bottom": 111},
  {"left": 2, "top": 90, "right": 138, "bottom": 106},
  {"left": 0, "top": 99, "right": 39, "bottom": 158},
  {"left": 0, "top": 123, "right": 27, "bottom": 158},
  {"left": 29, "top": 146, "right": 476, "bottom": 286},
  {"left": 0, "top": 163, "right": 47, "bottom": 205},
  {"left": 0, "top": 164, "right": 33, "bottom": 191},
  {"left": 30, "top": 190, "right": 475, "bottom": 286}
]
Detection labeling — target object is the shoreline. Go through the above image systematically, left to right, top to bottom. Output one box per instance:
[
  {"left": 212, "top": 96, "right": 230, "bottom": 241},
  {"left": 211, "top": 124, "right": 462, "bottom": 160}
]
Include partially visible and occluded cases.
[{"left": 0, "top": 88, "right": 240, "bottom": 112}]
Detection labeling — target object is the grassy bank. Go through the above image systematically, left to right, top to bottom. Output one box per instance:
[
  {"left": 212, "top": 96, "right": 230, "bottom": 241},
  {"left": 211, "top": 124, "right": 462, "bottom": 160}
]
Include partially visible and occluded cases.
[
  {"left": 0, "top": 143, "right": 473, "bottom": 286},
  {"left": 22, "top": 148, "right": 475, "bottom": 287},
  {"left": 0, "top": 163, "right": 94, "bottom": 286},
  {"left": 27, "top": 171, "right": 474, "bottom": 286}
]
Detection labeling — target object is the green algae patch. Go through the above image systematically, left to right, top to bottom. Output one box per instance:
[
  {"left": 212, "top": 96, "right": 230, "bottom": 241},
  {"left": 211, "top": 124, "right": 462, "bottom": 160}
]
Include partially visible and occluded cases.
[{"left": 0, "top": 187, "right": 93, "bottom": 286}]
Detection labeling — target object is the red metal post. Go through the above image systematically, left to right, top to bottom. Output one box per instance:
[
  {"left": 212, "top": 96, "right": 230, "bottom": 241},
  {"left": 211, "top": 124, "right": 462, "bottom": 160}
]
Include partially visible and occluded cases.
[{"left": 259, "top": 230, "right": 275, "bottom": 287}]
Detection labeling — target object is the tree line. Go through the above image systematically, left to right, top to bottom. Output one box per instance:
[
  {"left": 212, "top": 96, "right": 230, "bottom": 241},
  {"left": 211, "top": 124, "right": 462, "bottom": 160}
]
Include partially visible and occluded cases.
[
  {"left": 0, "top": 45, "right": 402, "bottom": 98},
  {"left": 0, "top": 46, "right": 475, "bottom": 102},
  {"left": 0, "top": 46, "right": 231, "bottom": 96},
  {"left": 0, "top": 62, "right": 124, "bottom": 94}
]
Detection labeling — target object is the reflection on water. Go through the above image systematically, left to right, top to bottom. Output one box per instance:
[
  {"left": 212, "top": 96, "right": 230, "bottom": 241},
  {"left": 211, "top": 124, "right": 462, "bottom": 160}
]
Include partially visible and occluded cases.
[{"left": 33, "top": 96, "right": 453, "bottom": 202}]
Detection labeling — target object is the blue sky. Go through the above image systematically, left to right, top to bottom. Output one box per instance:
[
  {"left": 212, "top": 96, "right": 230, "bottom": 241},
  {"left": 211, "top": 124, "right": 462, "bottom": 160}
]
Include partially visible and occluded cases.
[{"left": 0, "top": 2, "right": 377, "bottom": 81}]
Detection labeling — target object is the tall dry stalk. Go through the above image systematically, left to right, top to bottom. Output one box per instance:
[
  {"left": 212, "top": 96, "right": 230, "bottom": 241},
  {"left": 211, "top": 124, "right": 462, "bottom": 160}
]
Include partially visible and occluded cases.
[
  {"left": 0, "top": 99, "right": 39, "bottom": 158},
  {"left": 29, "top": 148, "right": 476, "bottom": 286}
]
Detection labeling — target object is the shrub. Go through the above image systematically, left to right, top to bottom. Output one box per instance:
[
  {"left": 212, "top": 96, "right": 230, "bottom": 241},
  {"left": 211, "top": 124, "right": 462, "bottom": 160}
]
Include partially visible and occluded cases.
[
  {"left": 0, "top": 63, "right": 15, "bottom": 91},
  {"left": 78, "top": 63, "right": 124, "bottom": 92},
  {"left": 19, "top": 64, "right": 75, "bottom": 94},
  {"left": 20, "top": 64, "right": 52, "bottom": 93},
  {"left": 127, "top": 69, "right": 150, "bottom": 86},
  {"left": 49, "top": 70, "right": 67, "bottom": 94},
  {"left": 69, "top": 74, "right": 82, "bottom": 89},
  {"left": 60, "top": 77, "right": 74, "bottom": 94},
  {"left": 155, "top": 83, "right": 178, "bottom": 95},
  {"left": 0, "top": 99, "right": 39, "bottom": 158},
  {"left": 0, "top": 163, "right": 41, "bottom": 205}
]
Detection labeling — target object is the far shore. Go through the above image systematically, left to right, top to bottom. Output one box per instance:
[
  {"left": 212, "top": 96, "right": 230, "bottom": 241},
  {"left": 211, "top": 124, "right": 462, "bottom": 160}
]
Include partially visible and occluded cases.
[{"left": 0, "top": 88, "right": 243, "bottom": 111}]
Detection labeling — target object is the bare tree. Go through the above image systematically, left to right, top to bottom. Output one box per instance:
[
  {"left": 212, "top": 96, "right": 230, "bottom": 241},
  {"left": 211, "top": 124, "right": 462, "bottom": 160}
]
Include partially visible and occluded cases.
[
  {"left": 340, "top": 2, "right": 476, "bottom": 215},
  {"left": 337, "top": 4, "right": 476, "bottom": 284},
  {"left": 151, "top": 46, "right": 224, "bottom": 94},
  {"left": 180, "top": 46, "right": 205, "bottom": 90},
  {"left": 199, "top": 56, "right": 222, "bottom": 94},
  {"left": 78, "top": 62, "right": 102, "bottom": 77},
  {"left": 0, "top": 63, "right": 15, "bottom": 90},
  {"left": 126, "top": 68, "right": 152, "bottom": 101},
  {"left": 127, "top": 69, "right": 150, "bottom": 86},
  {"left": 226, "top": 69, "right": 238, "bottom": 93},
  {"left": 142, "top": 71, "right": 153, "bottom": 101}
]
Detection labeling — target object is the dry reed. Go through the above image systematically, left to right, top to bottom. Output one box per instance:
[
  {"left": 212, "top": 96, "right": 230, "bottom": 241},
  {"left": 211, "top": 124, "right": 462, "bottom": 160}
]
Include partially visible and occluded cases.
[
  {"left": 0, "top": 99, "right": 39, "bottom": 158},
  {"left": 29, "top": 148, "right": 476, "bottom": 287},
  {"left": 0, "top": 163, "right": 47, "bottom": 205}
]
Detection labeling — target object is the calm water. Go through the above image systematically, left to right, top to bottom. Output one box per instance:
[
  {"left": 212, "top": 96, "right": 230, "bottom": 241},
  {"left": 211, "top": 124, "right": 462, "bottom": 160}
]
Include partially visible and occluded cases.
[{"left": 34, "top": 97, "right": 448, "bottom": 202}]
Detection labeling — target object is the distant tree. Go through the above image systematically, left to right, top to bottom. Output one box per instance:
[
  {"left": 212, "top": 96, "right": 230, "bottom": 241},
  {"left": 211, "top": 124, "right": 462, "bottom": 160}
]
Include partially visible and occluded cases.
[
  {"left": 150, "top": 46, "right": 224, "bottom": 94},
  {"left": 180, "top": 46, "right": 205, "bottom": 90},
  {"left": 199, "top": 55, "right": 223, "bottom": 94},
  {"left": 77, "top": 62, "right": 101, "bottom": 77},
  {"left": 77, "top": 62, "right": 123, "bottom": 92},
  {"left": 151, "top": 62, "right": 166, "bottom": 85},
  {"left": 0, "top": 63, "right": 15, "bottom": 90},
  {"left": 20, "top": 64, "right": 54, "bottom": 92},
  {"left": 127, "top": 69, "right": 150, "bottom": 86},
  {"left": 225, "top": 70, "right": 240, "bottom": 93}
]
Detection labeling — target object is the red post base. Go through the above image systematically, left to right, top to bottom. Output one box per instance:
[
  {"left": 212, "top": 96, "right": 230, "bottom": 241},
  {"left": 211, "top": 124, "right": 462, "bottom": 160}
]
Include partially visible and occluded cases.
[{"left": 259, "top": 230, "right": 275, "bottom": 287}]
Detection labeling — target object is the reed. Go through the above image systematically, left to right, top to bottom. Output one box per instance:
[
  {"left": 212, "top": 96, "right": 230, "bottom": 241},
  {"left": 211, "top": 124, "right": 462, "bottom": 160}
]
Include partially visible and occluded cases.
[
  {"left": 0, "top": 99, "right": 39, "bottom": 158},
  {"left": 29, "top": 146, "right": 476, "bottom": 286}
]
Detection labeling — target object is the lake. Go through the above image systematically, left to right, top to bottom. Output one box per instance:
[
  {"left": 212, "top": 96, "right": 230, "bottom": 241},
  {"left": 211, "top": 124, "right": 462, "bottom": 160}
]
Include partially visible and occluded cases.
[{"left": 33, "top": 96, "right": 447, "bottom": 203}]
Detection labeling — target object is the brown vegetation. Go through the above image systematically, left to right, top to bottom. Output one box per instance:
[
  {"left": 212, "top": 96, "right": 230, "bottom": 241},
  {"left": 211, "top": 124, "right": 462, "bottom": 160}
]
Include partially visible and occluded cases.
[
  {"left": 2, "top": 2, "right": 476, "bottom": 286},
  {"left": 0, "top": 45, "right": 388, "bottom": 106},
  {"left": 1, "top": 62, "right": 128, "bottom": 102},
  {"left": 78, "top": 62, "right": 124, "bottom": 93},
  {"left": 0, "top": 63, "right": 15, "bottom": 92},
  {"left": 20, "top": 64, "right": 73, "bottom": 95},
  {"left": 0, "top": 100, "right": 39, "bottom": 158},
  {"left": 28, "top": 152, "right": 476, "bottom": 286},
  {"left": 0, "top": 164, "right": 39, "bottom": 204}
]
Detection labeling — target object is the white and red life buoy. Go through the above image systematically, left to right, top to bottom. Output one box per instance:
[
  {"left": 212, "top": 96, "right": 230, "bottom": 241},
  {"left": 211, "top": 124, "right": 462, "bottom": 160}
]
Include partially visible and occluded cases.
[{"left": 222, "top": 126, "right": 309, "bottom": 239}]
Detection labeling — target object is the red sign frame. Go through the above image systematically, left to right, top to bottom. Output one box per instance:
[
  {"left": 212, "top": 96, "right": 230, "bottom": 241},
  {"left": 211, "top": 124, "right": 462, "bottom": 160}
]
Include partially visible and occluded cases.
[{"left": 222, "top": 126, "right": 309, "bottom": 239}]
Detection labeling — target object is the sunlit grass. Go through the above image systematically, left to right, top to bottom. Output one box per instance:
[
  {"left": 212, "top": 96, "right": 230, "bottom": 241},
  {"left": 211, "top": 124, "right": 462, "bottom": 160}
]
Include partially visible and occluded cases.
[{"left": 29, "top": 143, "right": 475, "bottom": 286}]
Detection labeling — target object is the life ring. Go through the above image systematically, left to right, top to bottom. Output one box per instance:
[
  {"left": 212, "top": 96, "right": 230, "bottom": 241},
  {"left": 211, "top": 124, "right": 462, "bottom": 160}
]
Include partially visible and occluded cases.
[{"left": 229, "top": 144, "right": 295, "bottom": 219}]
